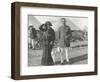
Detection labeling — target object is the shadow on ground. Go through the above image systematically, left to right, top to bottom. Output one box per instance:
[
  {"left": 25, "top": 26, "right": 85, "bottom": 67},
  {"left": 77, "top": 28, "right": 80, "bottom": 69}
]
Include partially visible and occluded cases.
[
  {"left": 55, "top": 54, "right": 87, "bottom": 65},
  {"left": 69, "top": 54, "right": 87, "bottom": 64}
]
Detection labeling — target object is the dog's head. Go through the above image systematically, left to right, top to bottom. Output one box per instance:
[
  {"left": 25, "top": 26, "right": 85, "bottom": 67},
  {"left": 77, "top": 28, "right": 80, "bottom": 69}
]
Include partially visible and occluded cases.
[
  {"left": 51, "top": 47, "right": 61, "bottom": 55},
  {"left": 57, "top": 47, "right": 61, "bottom": 53}
]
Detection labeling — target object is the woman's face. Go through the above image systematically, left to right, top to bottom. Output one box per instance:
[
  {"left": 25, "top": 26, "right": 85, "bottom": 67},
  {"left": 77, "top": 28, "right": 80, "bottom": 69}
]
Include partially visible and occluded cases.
[{"left": 42, "top": 25, "right": 46, "bottom": 29}]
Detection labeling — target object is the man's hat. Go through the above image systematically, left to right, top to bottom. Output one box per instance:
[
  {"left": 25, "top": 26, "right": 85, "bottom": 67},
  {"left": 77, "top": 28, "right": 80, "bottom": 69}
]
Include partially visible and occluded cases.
[{"left": 29, "top": 24, "right": 34, "bottom": 27}]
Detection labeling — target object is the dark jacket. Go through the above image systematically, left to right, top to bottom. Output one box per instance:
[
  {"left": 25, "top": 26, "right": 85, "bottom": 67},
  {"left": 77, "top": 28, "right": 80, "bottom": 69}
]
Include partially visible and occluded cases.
[
  {"left": 30, "top": 27, "right": 37, "bottom": 39},
  {"left": 47, "top": 28, "right": 55, "bottom": 44}
]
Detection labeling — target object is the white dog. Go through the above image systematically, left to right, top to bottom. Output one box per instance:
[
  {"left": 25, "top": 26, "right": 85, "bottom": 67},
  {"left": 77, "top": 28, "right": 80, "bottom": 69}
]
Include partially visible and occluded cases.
[
  {"left": 51, "top": 47, "right": 69, "bottom": 64},
  {"left": 51, "top": 47, "right": 60, "bottom": 64}
]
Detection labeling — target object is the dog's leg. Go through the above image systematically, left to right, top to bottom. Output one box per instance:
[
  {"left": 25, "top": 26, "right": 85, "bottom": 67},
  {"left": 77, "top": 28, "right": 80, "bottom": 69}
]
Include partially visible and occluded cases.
[{"left": 51, "top": 51, "right": 55, "bottom": 64}]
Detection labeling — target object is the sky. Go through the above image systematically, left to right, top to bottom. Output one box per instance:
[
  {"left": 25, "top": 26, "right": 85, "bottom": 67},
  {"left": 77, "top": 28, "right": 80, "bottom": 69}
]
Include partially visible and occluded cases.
[{"left": 28, "top": 15, "right": 88, "bottom": 31}]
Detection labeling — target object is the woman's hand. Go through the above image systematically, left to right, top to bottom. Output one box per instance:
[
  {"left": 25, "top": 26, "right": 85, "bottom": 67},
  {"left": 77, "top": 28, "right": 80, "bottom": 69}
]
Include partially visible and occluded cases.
[{"left": 50, "top": 41, "right": 53, "bottom": 45}]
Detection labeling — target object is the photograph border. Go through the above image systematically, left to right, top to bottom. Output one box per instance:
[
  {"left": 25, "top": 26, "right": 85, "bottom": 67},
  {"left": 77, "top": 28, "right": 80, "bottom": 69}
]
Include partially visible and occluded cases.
[{"left": 11, "top": 2, "right": 98, "bottom": 80}]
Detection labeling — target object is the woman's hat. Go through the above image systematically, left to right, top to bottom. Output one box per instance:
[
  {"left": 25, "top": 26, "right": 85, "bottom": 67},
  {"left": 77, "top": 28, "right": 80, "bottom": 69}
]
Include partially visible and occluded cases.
[{"left": 45, "top": 21, "right": 52, "bottom": 26}]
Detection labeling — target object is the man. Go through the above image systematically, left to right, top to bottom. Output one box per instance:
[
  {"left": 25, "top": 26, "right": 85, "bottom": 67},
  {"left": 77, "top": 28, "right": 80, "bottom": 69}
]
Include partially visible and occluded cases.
[
  {"left": 58, "top": 18, "right": 72, "bottom": 64},
  {"left": 28, "top": 25, "right": 37, "bottom": 49}
]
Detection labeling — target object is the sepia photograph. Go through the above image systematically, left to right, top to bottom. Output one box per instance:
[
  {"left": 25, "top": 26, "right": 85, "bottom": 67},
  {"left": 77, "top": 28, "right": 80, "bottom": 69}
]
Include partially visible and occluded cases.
[{"left": 28, "top": 15, "right": 88, "bottom": 66}]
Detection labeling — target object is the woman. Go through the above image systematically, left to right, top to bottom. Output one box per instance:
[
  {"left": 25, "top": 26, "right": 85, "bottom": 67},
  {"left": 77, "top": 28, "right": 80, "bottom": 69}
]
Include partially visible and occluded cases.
[{"left": 41, "top": 22, "right": 55, "bottom": 65}]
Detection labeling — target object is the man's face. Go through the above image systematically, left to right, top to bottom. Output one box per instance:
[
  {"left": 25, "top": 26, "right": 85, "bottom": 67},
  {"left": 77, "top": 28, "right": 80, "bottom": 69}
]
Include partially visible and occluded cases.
[
  {"left": 61, "top": 18, "right": 66, "bottom": 25},
  {"left": 46, "top": 23, "right": 51, "bottom": 29},
  {"left": 47, "top": 24, "right": 50, "bottom": 29},
  {"left": 30, "top": 26, "right": 33, "bottom": 30}
]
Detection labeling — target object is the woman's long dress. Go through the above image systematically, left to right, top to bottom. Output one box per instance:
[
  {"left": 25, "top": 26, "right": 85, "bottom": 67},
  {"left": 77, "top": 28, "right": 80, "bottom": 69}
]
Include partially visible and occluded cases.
[{"left": 41, "top": 31, "right": 54, "bottom": 65}]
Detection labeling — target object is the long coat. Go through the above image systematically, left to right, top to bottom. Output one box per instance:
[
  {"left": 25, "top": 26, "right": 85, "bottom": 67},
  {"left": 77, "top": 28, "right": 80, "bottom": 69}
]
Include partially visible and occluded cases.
[
  {"left": 58, "top": 25, "right": 72, "bottom": 47},
  {"left": 41, "top": 28, "right": 55, "bottom": 65}
]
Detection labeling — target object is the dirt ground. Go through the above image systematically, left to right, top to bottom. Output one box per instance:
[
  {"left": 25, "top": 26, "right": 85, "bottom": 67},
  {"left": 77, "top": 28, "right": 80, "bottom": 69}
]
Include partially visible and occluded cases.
[{"left": 28, "top": 41, "right": 88, "bottom": 66}]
